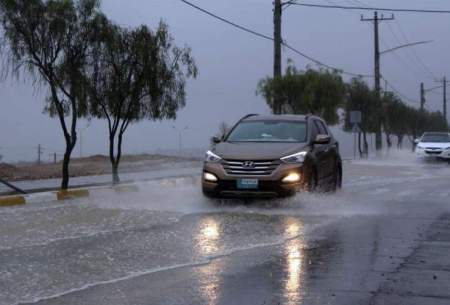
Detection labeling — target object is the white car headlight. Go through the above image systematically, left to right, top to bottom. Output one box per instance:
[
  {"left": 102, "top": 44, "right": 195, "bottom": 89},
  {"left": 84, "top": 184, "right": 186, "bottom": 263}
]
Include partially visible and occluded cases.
[
  {"left": 417, "top": 145, "right": 424, "bottom": 149},
  {"left": 205, "top": 150, "right": 222, "bottom": 163},
  {"left": 281, "top": 151, "right": 307, "bottom": 164}
]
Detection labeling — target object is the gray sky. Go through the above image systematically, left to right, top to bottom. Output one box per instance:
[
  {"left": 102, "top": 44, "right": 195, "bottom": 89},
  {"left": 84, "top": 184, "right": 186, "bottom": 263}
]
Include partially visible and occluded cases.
[{"left": 1, "top": 0, "right": 450, "bottom": 162}]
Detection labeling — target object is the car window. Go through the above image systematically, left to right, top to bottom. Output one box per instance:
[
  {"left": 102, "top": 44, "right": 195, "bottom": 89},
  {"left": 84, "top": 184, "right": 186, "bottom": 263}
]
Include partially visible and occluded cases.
[
  {"left": 226, "top": 120, "right": 307, "bottom": 142},
  {"left": 310, "top": 120, "right": 319, "bottom": 140},
  {"left": 314, "top": 120, "right": 328, "bottom": 135},
  {"left": 421, "top": 134, "right": 450, "bottom": 143}
]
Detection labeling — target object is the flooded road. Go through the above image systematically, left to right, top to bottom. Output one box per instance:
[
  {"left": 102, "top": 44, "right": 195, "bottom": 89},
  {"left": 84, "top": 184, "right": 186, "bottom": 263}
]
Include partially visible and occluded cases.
[{"left": 1, "top": 157, "right": 450, "bottom": 305}]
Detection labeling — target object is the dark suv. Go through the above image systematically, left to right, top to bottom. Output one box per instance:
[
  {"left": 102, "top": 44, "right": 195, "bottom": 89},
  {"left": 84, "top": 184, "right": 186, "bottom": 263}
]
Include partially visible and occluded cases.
[{"left": 202, "top": 114, "right": 342, "bottom": 197}]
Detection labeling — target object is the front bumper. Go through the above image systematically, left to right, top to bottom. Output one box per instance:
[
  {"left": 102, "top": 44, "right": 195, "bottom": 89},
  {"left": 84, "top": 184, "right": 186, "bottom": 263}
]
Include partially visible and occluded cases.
[
  {"left": 416, "top": 148, "right": 450, "bottom": 159},
  {"left": 202, "top": 161, "right": 306, "bottom": 198}
]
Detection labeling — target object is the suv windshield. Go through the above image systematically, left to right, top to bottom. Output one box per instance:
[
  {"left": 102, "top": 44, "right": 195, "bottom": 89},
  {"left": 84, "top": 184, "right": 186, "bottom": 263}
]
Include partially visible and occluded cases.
[
  {"left": 226, "top": 120, "right": 307, "bottom": 142},
  {"left": 421, "top": 134, "right": 450, "bottom": 143}
]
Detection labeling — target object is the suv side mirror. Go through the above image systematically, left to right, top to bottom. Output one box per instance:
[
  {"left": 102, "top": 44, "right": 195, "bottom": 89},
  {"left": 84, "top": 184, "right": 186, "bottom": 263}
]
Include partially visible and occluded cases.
[
  {"left": 314, "top": 134, "right": 331, "bottom": 145},
  {"left": 212, "top": 136, "right": 222, "bottom": 144},
  {"left": 414, "top": 138, "right": 420, "bottom": 144}
]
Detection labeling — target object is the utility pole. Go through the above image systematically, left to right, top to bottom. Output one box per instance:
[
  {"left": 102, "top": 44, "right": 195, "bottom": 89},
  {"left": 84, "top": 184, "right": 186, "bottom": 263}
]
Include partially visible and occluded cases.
[
  {"left": 273, "top": 0, "right": 283, "bottom": 114},
  {"left": 361, "top": 12, "right": 394, "bottom": 153},
  {"left": 443, "top": 77, "right": 447, "bottom": 124},
  {"left": 420, "top": 82, "right": 425, "bottom": 111},
  {"left": 37, "top": 144, "right": 43, "bottom": 165}
]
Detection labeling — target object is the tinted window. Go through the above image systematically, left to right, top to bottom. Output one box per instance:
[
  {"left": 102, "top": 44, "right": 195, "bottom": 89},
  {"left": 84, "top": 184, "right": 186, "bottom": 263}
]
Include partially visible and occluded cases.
[
  {"left": 227, "top": 120, "right": 307, "bottom": 142},
  {"left": 314, "top": 120, "right": 328, "bottom": 135},
  {"left": 310, "top": 121, "right": 319, "bottom": 140},
  {"left": 421, "top": 133, "right": 450, "bottom": 143}
]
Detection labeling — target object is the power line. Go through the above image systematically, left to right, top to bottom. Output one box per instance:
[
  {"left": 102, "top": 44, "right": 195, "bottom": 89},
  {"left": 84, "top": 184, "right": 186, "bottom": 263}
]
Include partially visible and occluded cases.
[
  {"left": 179, "top": 0, "right": 373, "bottom": 78},
  {"left": 179, "top": 0, "right": 272, "bottom": 41},
  {"left": 291, "top": 3, "right": 450, "bottom": 14},
  {"left": 393, "top": 20, "right": 437, "bottom": 80},
  {"left": 384, "top": 21, "right": 433, "bottom": 79},
  {"left": 382, "top": 76, "right": 420, "bottom": 105}
]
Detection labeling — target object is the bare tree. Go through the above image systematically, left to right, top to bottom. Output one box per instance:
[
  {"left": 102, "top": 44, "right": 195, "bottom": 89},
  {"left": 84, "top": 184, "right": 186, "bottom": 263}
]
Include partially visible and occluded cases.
[
  {"left": 0, "top": 0, "right": 102, "bottom": 189},
  {"left": 86, "top": 20, "right": 197, "bottom": 183}
]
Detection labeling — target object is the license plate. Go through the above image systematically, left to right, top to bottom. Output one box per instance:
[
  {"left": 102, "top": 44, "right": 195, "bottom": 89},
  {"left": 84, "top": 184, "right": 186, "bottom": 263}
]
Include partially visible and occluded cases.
[{"left": 237, "top": 179, "right": 259, "bottom": 189}]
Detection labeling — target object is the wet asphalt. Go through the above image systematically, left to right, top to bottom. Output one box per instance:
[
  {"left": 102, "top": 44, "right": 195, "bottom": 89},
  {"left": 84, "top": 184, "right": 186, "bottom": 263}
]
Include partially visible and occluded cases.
[{"left": 1, "top": 156, "right": 450, "bottom": 305}]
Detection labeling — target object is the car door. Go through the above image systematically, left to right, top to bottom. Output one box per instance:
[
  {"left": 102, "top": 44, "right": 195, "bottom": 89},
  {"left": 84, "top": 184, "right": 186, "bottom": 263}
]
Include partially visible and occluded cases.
[
  {"left": 310, "top": 120, "right": 328, "bottom": 181},
  {"left": 317, "top": 120, "right": 338, "bottom": 178}
]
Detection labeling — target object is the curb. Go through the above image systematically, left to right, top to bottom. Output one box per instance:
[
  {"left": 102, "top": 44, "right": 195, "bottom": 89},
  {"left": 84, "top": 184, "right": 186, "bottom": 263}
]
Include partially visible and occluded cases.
[
  {"left": 0, "top": 188, "right": 92, "bottom": 207},
  {"left": 0, "top": 195, "right": 26, "bottom": 207}
]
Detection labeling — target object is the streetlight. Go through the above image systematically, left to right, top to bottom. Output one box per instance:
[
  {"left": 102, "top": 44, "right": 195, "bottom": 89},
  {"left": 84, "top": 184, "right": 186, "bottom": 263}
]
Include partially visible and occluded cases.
[
  {"left": 380, "top": 40, "right": 433, "bottom": 56},
  {"left": 172, "top": 126, "right": 189, "bottom": 153}
]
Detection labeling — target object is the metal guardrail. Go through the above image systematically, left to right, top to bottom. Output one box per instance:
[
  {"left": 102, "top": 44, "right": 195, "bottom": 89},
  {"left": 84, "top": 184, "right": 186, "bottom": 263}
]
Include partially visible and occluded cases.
[{"left": 0, "top": 178, "right": 27, "bottom": 194}]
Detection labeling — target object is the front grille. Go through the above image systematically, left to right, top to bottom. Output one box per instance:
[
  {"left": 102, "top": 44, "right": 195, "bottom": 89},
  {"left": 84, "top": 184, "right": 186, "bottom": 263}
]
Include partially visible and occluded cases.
[{"left": 222, "top": 159, "right": 280, "bottom": 176}]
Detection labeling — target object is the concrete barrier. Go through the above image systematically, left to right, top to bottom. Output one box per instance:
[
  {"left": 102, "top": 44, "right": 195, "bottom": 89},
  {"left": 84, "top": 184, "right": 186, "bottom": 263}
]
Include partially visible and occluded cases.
[
  {"left": 56, "top": 189, "right": 90, "bottom": 201},
  {"left": 0, "top": 195, "right": 26, "bottom": 207}
]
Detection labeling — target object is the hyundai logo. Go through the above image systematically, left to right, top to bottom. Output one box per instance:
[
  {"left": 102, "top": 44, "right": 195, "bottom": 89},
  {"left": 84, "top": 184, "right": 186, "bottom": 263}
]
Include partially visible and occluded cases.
[{"left": 243, "top": 161, "right": 255, "bottom": 168}]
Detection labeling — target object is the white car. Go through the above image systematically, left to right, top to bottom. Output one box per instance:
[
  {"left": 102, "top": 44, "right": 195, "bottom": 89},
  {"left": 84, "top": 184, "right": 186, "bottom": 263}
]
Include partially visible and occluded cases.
[{"left": 415, "top": 132, "right": 450, "bottom": 160}]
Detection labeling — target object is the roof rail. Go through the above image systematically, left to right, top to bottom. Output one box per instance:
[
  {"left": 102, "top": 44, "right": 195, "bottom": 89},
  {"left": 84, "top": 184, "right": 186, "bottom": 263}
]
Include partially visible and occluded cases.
[{"left": 240, "top": 113, "right": 259, "bottom": 121}]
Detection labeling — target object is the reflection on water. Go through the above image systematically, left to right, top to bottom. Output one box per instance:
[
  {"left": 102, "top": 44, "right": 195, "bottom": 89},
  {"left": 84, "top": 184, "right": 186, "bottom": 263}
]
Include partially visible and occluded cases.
[
  {"left": 192, "top": 215, "right": 306, "bottom": 305},
  {"left": 194, "top": 216, "right": 222, "bottom": 305},
  {"left": 196, "top": 217, "right": 220, "bottom": 256},
  {"left": 283, "top": 217, "right": 306, "bottom": 305}
]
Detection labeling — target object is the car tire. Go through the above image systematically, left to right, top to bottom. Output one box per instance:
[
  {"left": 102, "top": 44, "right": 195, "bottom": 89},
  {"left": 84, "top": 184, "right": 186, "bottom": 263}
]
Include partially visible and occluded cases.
[
  {"left": 332, "top": 162, "right": 342, "bottom": 192},
  {"left": 306, "top": 169, "right": 318, "bottom": 192}
]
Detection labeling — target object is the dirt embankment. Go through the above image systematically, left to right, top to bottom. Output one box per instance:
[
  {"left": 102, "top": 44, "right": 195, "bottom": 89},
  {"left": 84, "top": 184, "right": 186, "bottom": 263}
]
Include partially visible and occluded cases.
[{"left": 0, "top": 154, "right": 201, "bottom": 181}]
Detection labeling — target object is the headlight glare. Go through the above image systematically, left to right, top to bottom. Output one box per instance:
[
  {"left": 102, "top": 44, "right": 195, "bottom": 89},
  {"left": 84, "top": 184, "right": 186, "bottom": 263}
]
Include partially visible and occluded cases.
[
  {"left": 205, "top": 150, "right": 222, "bottom": 163},
  {"left": 281, "top": 151, "right": 307, "bottom": 164},
  {"left": 204, "top": 172, "right": 218, "bottom": 182},
  {"left": 282, "top": 173, "right": 301, "bottom": 183}
]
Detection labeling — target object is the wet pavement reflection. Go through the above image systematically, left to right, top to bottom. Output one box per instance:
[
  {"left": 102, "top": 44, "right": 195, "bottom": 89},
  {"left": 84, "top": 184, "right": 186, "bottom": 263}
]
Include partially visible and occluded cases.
[{"left": 282, "top": 218, "right": 306, "bottom": 305}]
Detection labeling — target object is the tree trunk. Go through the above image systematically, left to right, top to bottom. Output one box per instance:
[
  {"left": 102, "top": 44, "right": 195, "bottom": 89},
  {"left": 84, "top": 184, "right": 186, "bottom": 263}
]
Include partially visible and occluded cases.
[
  {"left": 108, "top": 130, "right": 124, "bottom": 185},
  {"left": 358, "top": 132, "right": 363, "bottom": 158},
  {"left": 363, "top": 132, "right": 369, "bottom": 159},
  {"left": 386, "top": 132, "right": 392, "bottom": 149},
  {"left": 397, "top": 135, "right": 404, "bottom": 149},
  {"left": 61, "top": 138, "right": 75, "bottom": 190},
  {"left": 112, "top": 162, "right": 120, "bottom": 184}
]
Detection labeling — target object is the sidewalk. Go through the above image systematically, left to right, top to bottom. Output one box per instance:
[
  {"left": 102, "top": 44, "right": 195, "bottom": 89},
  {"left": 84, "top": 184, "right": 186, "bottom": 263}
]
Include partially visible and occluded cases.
[{"left": 0, "top": 164, "right": 201, "bottom": 195}]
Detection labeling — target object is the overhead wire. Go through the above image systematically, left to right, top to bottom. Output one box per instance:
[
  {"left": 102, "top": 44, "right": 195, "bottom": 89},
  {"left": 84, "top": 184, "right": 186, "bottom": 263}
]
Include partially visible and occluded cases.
[
  {"left": 179, "top": 0, "right": 373, "bottom": 77},
  {"left": 290, "top": 3, "right": 450, "bottom": 14},
  {"left": 394, "top": 19, "right": 437, "bottom": 80}
]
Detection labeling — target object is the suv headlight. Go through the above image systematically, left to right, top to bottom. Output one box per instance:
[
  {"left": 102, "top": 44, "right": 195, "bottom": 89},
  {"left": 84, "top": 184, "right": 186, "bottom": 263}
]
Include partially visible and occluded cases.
[
  {"left": 417, "top": 145, "right": 424, "bottom": 149},
  {"left": 205, "top": 150, "right": 222, "bottom": 163},
  {"left": 281, "top": 151, "right": 307, "bottom": 164}
]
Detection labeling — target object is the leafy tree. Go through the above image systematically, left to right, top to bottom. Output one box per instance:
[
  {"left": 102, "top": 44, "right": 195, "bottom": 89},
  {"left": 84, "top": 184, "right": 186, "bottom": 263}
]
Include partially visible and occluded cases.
[
  {"left": 0, "top": 0, "right": 102, "bottom": 189},
  {"left": 86, "top": 20, "right": 197, "bottom": 183},
  {"left": 257, "top": 62, "right": 345, "bottom": 125},
  {"left": 344, "top": 78, "right": 378, "bottom": 157},
  {"left": 382, "top": 92, "right": 408, "bottom": 148}
]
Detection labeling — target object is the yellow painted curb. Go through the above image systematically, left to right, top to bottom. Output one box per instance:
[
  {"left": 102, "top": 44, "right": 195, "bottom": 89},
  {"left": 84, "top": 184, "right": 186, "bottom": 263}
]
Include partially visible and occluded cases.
[
  {"left": 113, "top": 185, "right": 140, "bottom": 193},
  {"left": 56, "top": 189, "right": 89, "bottom": 201},
  {"left": 0, "top": 196, "right": 26, "bottom": 207}
]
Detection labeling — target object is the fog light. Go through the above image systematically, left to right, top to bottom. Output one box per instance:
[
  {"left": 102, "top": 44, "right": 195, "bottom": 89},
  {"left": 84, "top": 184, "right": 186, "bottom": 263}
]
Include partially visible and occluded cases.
[
  {"left": 204, "top": 172, "right": 218, "bottom": 182},
  {"left": 282, "top": 173, "right": 301, "bottom": 183}
]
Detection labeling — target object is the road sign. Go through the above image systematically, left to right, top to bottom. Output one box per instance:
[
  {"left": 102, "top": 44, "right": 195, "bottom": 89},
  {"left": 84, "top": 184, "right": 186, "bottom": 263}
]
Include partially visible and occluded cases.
[{"left": 350, "top": 111, "right": 362, "bottom": 124}]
